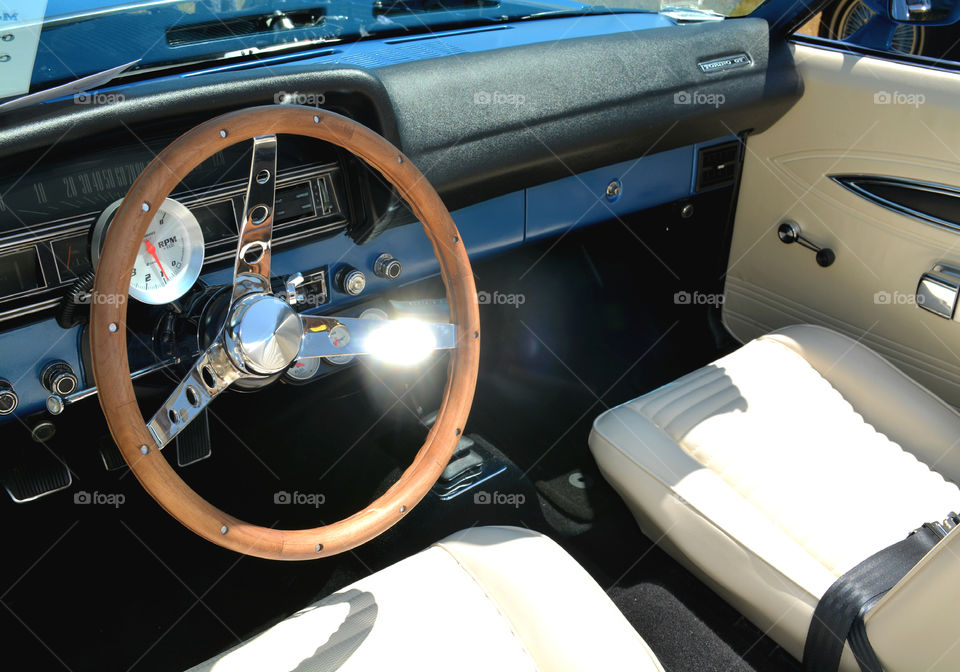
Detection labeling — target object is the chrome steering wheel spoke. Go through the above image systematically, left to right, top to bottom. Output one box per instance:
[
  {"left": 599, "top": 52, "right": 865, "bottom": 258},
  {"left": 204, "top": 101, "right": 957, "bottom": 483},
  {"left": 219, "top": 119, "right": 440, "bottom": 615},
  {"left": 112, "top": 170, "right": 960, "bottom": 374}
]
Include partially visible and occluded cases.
[
  {"left": 148, "top": 132, "right": 285, "bottom": 450},
  {"left": 232, "top": 134, "right": 278, "bottom": 301},
  {"left": 298, "top": 315, "right": 456, "bottom": 360},
  {"left": 146, "top": 342, "right": 241, "bottom": 449}
]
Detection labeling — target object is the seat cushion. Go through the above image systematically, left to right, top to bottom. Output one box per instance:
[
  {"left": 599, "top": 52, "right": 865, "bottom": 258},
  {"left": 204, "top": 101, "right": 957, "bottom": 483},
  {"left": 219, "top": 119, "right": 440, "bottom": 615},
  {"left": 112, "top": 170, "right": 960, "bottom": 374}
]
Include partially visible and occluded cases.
[
  {"left": 589, "top": 324, "right": 960, "bottom": 663},
  {"left": 188, "top": 526, "right": 663, "bottom": 672}
]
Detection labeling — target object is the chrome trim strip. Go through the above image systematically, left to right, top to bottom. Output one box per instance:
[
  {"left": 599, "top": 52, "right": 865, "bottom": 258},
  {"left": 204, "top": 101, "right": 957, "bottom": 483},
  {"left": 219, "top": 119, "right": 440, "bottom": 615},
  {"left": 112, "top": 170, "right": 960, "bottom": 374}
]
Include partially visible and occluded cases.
[
  {"left": 789, "top": 35, "right": 960, "bottom": 76},
  {"left": 830, "top": 174, "right": 960, "bottom": 234},
  {"left": 0, "top": 218, "right": 96, "bottom": 253},
  {"left": 0, "top": 298, "right": 60, "bottom": 322},
  {"left": 63, "top": 356, "right": 182, "bottom": 405}
]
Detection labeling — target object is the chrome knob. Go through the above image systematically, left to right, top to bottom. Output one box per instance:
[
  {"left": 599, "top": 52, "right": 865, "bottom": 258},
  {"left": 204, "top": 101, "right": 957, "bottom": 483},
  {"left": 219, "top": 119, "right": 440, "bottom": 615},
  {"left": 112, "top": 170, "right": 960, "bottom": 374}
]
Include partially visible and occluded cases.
[
  {"left": 374, "top": 254, "right": 402, "bottom": 280},
  {"left": 338, "top": 267, "right": 366, "bottom": 296},
  {"left": 41, "top": 361, "right": 78, "bottom": 396},
  {"left": 0, "top": 379, "right": 18, "bottom": 415},
  {"left": 46, "top": 395, "right": 65, "bottom": 416}
]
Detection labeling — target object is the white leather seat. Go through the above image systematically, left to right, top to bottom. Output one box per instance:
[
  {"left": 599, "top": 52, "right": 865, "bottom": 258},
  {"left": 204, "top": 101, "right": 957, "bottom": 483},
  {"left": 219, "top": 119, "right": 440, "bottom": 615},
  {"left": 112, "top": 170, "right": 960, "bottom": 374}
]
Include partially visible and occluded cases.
[
  {"left": 589, "top": 324, "right": 960, "bottom": 670},
  {"left": 188, "top": 526, "right": 663, "bottom": 671}
]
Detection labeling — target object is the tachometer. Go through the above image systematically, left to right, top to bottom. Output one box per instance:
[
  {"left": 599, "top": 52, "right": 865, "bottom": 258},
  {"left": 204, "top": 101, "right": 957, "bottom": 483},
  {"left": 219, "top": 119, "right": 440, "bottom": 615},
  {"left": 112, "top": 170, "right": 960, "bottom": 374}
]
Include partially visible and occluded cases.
[{"left": 93, "top": 197, "right": 205, "bottom": 305}]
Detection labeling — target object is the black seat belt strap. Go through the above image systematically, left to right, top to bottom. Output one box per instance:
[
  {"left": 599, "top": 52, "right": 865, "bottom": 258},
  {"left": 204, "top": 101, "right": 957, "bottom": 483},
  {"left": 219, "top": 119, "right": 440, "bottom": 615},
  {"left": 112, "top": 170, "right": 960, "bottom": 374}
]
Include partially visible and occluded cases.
[{"left": 802, "top": 516, "right": 958, "bottom": 672}]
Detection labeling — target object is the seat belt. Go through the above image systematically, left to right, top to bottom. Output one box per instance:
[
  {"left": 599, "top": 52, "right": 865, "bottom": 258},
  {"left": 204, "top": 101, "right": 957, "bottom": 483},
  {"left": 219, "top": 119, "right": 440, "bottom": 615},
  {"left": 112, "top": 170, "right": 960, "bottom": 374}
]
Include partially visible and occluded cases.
[{"left": 802, "top": 514, "right": 959, "bottom": 672}]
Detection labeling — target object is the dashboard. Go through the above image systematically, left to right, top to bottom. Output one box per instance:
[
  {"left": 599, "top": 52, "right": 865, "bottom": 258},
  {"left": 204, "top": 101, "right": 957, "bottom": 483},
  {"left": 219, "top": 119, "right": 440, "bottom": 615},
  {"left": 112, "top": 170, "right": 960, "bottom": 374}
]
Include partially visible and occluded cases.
[
  {"left": 0, "top": 13, "right": 802, "bottom": 423},
  {"left": 0, "top": 134, "right": 349, "bottom": 323}
]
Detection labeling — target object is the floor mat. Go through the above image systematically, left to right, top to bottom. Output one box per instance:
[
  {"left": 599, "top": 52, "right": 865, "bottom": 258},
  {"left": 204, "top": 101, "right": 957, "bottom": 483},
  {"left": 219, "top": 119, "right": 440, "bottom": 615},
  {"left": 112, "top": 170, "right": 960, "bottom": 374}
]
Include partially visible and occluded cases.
[{"left": 610, "top": 580, "right": 802, "bottom": 672}]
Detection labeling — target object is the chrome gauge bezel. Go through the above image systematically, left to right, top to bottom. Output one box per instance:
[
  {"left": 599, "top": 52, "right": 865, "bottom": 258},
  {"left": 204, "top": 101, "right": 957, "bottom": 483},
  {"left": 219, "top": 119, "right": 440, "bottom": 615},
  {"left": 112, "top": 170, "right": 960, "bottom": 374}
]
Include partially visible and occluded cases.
[
  {"left": 92, "top": 197, "right": 206, "bottom": 305},
  {"left": 284, "top": 356, "right": 322, "bottom": 382}
]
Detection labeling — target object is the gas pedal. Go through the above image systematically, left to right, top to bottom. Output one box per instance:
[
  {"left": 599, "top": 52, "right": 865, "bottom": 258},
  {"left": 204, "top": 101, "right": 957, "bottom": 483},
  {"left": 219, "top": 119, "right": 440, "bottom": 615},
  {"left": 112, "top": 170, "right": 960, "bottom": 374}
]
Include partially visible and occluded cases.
[
  {"left": 175, "top": 409, "right": 212, "bottom": 467},
  {"left": 0, "top": 442, "right": 72, "bottom": 502}
]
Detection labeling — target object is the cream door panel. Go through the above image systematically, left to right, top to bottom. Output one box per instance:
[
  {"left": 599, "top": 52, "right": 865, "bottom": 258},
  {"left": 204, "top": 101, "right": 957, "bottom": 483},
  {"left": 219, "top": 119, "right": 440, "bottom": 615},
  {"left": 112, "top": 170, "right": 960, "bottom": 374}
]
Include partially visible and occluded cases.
[{"left": 723, "top": 42, "right": 960, "bottom": 407}]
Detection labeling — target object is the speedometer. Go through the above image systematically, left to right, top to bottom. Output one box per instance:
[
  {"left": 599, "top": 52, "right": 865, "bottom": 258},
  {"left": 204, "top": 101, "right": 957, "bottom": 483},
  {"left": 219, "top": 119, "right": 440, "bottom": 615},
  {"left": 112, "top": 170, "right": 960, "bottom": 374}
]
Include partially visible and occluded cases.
[{"left": 93, "top": 197, "right": 205, "bottom": 305}]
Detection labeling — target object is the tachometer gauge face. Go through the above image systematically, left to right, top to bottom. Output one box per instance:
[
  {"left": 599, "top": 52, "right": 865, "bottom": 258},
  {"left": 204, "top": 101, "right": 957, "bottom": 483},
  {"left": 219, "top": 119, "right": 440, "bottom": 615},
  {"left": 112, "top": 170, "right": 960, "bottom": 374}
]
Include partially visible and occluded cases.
[{"left": 93, "top": 197, "right": 205, "bottom": 305}]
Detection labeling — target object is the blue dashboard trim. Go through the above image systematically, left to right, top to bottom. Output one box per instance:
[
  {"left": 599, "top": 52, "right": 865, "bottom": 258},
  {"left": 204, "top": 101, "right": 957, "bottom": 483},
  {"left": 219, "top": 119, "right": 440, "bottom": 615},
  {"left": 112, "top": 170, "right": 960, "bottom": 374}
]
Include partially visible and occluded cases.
[
  {"left": 0, "top": 135, "right": 727, "bottom": 422},
  {"left": 525, "top": 146, "right": 693, "bottom": 240},
  {"left": 0, "top": 321, "right": 83, "bottom": 423}
]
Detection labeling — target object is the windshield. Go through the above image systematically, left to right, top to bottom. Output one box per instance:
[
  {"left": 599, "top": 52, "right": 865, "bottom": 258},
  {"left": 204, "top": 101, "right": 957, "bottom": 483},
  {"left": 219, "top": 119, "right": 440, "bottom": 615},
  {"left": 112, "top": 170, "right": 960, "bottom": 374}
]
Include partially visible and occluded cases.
[{"left": 0, "top": 0, "right": 760, "bottom": 100}]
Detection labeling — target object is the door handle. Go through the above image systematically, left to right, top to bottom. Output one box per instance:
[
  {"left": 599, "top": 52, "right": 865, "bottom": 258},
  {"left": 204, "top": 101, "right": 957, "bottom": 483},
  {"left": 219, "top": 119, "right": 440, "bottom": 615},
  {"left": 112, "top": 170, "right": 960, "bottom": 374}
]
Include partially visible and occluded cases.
[{"left": 917, "top": 264, "right": 960, "bottom": 320}]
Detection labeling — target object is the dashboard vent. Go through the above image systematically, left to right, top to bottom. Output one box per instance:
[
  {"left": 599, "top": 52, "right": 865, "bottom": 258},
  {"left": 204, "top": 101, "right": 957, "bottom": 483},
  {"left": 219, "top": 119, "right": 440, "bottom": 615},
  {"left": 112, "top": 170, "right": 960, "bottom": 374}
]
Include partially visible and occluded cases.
[
  {"left": 167, "top": 9, "right": 326, "bottom": 46},
  {"left": 695, "top": 140, "right": 740, "bottom": 192}
]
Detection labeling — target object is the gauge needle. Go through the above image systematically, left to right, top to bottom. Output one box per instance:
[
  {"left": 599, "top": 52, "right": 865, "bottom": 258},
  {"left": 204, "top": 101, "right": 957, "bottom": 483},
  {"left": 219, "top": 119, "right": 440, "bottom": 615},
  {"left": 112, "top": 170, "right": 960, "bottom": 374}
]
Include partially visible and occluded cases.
[{"left": 143, "top": 239, "right": 169, "bottom": 282}]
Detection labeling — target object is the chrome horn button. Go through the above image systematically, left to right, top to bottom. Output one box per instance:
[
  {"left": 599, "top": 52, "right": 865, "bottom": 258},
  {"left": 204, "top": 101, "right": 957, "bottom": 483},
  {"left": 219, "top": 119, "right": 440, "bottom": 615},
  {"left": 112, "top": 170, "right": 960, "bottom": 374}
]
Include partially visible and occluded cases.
[{"left": 224, "top": 294, "right": 303, "bottom": 375}]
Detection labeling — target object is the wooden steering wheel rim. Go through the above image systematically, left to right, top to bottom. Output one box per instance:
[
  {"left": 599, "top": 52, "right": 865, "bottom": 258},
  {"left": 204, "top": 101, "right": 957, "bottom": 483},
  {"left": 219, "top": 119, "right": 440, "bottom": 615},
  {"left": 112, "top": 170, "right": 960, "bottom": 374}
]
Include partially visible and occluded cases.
[{"left": 90, "top": 106, "right": 480, "bottom": 560}]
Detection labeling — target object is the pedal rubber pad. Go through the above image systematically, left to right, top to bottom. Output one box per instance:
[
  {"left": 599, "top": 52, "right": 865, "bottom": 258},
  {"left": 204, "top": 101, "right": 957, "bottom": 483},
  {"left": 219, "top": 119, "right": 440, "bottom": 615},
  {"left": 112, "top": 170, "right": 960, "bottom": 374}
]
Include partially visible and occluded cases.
[
  {"left": 175, "top": 409, "right": 212, "bottom": 467},
  {"left": 0, "top": 442, "right": 72, "bottom": 502}
]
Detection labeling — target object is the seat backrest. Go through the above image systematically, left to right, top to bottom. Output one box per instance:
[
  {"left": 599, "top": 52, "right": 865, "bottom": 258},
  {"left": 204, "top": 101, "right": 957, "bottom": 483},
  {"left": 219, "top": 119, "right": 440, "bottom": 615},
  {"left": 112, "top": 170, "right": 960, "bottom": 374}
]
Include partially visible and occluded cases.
[{"left": 864, "top": 525, "right": 960, "bottom": 672}]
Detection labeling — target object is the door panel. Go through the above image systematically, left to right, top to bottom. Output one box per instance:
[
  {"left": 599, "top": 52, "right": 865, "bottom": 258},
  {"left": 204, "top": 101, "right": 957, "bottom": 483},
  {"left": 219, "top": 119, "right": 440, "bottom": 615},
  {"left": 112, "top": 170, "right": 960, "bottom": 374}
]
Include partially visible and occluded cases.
[{"left": 723, "top": 42, "right": 960, "bottom": 407}]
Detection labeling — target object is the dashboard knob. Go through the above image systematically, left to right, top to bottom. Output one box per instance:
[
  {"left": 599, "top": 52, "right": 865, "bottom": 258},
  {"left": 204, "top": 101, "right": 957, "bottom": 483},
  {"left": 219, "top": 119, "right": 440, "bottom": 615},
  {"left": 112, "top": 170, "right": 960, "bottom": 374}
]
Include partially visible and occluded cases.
[
  {"left": 373, "top": 254, "right": 403, "bottom": 280},
  {"left": 337, "top": 267, "right": 367, "bottom": 296},
  {"left": 41, "top": 361, "right": 79, "bottom": 397},
  {"left": 0, "top": 379, "right": 18, "bottom": 415},
  {"left": 46, "top": 395, "right": 65, "bottom": 416}
]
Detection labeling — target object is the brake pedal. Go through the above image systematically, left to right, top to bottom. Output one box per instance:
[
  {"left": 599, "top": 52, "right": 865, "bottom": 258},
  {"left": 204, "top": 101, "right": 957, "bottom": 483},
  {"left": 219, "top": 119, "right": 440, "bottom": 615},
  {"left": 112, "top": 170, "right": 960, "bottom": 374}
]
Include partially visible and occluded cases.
[
  {"left": 176, "top": 409, "right": 212, "bottom": 467},
  {"left": 98, "top": 437, "right": 127, "bottom": 472},
  {"left": 0, "top": 441, "right": 72, "bottom": 502}
]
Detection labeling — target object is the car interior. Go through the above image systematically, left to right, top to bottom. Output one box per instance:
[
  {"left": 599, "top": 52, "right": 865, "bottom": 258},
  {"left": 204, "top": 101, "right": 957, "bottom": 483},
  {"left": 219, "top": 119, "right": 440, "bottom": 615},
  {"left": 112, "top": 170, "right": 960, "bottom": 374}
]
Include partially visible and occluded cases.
[{"left": 3, "top": 0, "right": 960, "bottom": 670}]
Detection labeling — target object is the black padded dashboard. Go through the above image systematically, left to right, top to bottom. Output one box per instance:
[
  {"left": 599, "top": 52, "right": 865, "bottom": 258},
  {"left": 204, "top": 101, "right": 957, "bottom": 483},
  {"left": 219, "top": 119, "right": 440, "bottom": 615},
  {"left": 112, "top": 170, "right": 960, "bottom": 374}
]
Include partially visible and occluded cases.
[
  {"left": 0, "top": 17, "right": 800, "bottom": 213},
  {"left": 377, "top": 18, "right": 801, "bottom": 209}
]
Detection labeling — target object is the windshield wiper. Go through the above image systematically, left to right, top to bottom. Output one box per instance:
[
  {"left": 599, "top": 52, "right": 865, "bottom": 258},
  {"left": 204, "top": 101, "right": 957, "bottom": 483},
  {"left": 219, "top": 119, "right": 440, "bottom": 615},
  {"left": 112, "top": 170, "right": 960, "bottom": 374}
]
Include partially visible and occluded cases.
[{"left": 0, "top": 60, "right": 140, "bottom": 115}]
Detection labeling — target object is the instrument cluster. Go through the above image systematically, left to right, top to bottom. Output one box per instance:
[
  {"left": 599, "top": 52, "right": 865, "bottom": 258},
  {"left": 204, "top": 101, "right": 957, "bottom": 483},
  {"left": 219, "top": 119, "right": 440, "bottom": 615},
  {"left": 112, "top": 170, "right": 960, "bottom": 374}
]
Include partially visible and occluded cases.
[{"left": 0, "top": 134, "right": 349, "bottom": 323}]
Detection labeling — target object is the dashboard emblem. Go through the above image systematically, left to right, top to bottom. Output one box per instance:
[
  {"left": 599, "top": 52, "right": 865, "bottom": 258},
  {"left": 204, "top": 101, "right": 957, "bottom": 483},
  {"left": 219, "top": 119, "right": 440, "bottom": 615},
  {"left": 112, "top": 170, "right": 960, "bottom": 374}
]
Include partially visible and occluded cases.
[{"left": 698, "top": 53, "right": 752, "bottom": 73}]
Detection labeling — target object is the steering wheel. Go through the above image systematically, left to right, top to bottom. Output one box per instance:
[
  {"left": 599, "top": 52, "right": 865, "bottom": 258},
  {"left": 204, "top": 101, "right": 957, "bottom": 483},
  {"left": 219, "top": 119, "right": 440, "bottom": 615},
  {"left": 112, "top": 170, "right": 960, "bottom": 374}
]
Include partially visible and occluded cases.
[{"left": 89, "top": 106, "right": 480, "bottom": 560}]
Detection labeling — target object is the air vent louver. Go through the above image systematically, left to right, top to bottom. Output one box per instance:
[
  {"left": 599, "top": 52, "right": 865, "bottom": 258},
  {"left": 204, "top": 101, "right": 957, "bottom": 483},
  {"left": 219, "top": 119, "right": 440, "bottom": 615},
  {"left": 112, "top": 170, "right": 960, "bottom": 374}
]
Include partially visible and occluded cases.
[
  {"left": 167, "top": 9, "right": 326, "bottom": 46},
  {"left": 695, "top": 141, "right": 740, "bottom": 192}
]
